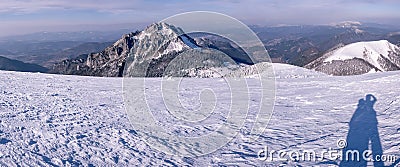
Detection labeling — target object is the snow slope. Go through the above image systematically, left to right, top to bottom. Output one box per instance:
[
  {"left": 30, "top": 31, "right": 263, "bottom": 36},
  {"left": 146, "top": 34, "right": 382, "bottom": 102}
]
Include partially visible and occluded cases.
[
  {"left": 306, "top": 40, "right": 400, "bottom": 76},
  {"left": 324, "top": 40, "right": 400, "bottom": 71},
  {"left": 0, "top": 64, "right": 399, "bottom": 166}
]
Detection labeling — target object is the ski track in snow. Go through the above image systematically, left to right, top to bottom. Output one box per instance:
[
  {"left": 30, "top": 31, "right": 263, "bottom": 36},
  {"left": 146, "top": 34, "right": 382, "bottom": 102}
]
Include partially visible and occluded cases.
[{"left": 0, "top": 64, "right": 399, "bottom": 166}]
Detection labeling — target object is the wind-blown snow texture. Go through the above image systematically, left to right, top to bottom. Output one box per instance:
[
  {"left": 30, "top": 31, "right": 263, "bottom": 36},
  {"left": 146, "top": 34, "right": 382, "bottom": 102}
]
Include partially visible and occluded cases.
[{"left": 0, "top": 64, "right": 399, "bottom": 166}]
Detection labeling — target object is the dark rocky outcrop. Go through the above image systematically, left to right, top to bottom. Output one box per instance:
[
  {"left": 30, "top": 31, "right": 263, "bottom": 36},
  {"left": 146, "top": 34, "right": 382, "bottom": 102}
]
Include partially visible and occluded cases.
[{"left": 49, "top": 32, "right": 138, "bottom": 77}]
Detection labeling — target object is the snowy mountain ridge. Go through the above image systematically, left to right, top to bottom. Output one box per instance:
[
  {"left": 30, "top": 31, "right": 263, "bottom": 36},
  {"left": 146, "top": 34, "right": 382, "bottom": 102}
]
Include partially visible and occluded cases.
[
  {"left": 333, "top": 21, "right": 362, "bottom": 28},
  {"left": 50, "top": 23, "right": 199, "bottom": 77},
  {"left": 306, "top": 40, "right": 400, "bottom": 76},
  {"left": 323, "top": 40, "right": 400, "bottom": 71}
]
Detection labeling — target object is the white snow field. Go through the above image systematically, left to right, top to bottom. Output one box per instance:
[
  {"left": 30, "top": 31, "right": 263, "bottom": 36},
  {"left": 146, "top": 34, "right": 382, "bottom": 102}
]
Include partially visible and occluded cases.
[{"left": 1, "top": 63, "right": 399, "bottom": 166}]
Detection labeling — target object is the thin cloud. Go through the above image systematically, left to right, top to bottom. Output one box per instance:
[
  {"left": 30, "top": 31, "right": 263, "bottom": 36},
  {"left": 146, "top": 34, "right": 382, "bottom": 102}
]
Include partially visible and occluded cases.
[
  {"left": 0, "top": 0, "right": 399, "bottom": 37},
  {"left": 0, "top": 0, "right": 144, "bottom": 13}
]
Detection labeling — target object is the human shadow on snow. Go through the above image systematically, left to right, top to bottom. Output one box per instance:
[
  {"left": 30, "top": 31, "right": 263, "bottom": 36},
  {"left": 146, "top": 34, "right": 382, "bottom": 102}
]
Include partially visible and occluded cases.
[{"left": 339, "top": 94, "right": 399, "bottom": 167}]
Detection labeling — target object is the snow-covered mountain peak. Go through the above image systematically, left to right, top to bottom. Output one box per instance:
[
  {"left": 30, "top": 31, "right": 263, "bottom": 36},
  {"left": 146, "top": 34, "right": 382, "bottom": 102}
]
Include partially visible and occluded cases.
[
  {"left": 332, "top": 21, "right": 365, "bottom": 34},
  {"left": 334, "top": 21, "right": 362, "bottom": 28},
  {"left": 51, "top": 22, "right": 199, "bottom": 77},
  {"left": 125, "top": 22, "right": 203, "bottom": 77},
  {"left": 132, "top": 22, "right": 197, "bottom": 52},
  {"left": 135, "top": 22, "right": 185, "bottom": 41},
  {"left": 388, "top": 31, "right": 400, "bottom": 36},
  {"left": 306, "top": 40, "right": 400, "bottom": 76},
  {"left": 324, "top": 40, "right": 399, "bottom": 70},
  {"left": 325, "top": 40, "right": 396, "bottom": 59}
]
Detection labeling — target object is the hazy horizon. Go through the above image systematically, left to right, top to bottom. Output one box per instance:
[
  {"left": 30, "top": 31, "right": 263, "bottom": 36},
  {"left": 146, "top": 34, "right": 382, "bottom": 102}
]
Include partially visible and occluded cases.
[{"left": 1, "top": 0, "right": 400, "bottom": 37}]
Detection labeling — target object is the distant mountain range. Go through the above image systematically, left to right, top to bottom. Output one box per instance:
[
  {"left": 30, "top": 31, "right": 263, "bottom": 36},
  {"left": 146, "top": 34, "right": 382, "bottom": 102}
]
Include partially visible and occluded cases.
[
  {"left": 1, "top": 21, "right": 400, "bottom": 76},
  {"left": 253, "top": 21, "right": 400, "bottom": 66},
  {"left": 0, "top": 29, "right": 132, "bottom": 42},
  {"left": 0, "top": 41, "right": 114, "bottom": 68},
  {"left": 0, "top": 56, "right": 48, "bottom": 73}
]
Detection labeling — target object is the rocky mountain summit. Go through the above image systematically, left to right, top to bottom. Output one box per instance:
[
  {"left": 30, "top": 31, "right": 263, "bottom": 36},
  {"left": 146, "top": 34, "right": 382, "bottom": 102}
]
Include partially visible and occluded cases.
[
  {"left": 123, "top": 22, "right": 199, "bottom": 77},
  {"left": 50, "top": 23, "right": 264, "bottom": 77},
  {"left": 50, "top": 23, "right": 203, "bottom": 77}
]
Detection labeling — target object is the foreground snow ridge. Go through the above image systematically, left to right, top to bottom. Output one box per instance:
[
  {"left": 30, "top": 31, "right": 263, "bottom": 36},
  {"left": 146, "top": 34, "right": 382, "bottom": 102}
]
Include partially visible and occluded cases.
[{"left": 0, "top": 64, "right": 399, "bottom": 166}]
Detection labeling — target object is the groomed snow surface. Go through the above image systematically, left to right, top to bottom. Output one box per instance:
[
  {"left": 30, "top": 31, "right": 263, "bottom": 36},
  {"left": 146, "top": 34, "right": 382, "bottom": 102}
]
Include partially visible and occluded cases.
[{"left": 1, "top": 63, "right": 399, "bottom": 166}]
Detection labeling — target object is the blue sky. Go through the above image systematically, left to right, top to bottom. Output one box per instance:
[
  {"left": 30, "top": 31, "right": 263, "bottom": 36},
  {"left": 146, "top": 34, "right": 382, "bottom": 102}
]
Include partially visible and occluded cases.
[{"left": 0, "top": 0, "right": 399, "bottom": 37}]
